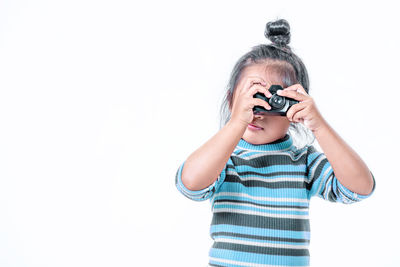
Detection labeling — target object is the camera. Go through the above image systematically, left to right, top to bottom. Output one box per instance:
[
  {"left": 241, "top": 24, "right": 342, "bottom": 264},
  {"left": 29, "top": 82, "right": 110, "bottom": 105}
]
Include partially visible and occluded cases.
[{"left": 253, "top": 85, "right": 299, "bottom": 116}]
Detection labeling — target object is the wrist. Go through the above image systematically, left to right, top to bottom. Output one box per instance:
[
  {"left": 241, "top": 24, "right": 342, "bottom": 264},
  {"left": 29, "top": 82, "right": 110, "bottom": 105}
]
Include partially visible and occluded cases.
[
  {"left": 227, "top": 119, "right": 248, "bottom": 132},
  {"left": 227, "top": 119, "right": 248, "bottom": 128},
  {"left": 312, "top": 119, "right": 330, "bottom": 137}
]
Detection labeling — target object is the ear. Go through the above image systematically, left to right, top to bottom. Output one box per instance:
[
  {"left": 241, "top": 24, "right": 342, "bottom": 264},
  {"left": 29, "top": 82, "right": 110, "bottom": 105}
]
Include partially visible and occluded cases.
[{"left": 228, "top": 98, "right": 234, "bottom": 113}]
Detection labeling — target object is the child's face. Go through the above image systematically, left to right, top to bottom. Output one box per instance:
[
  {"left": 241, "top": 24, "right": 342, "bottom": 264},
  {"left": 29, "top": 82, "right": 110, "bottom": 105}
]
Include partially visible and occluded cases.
[{"left": 232, "top": 63, "right": 291, "bottom": 145}]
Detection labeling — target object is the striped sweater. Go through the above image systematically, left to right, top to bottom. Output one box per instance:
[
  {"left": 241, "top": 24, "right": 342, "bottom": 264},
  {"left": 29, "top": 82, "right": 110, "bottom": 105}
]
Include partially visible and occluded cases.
[{"left": 175, "top": 134, "right": 376, "bottom": 267}]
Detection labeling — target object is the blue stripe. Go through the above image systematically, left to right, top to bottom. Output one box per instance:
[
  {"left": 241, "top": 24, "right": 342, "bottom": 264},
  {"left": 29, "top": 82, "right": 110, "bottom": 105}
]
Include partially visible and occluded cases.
[
  {"left": 175, "top": 138, "right": 375, "bottom": 266},
  {"left": 307, "top": 151, "right": 321, "bottom": 163},
  {"left": 175, "top": 161, "right": 218, "bottom": 201},
  {"left": 308, "top": 161, "right": 332, "bottom": 197},
  {"left": 220, "top": 183, "right": 308, "bottom": 200},
  {"left": 213, "top": 194, "right": 309, "bottom": 208},
  {"left": 213, "top": 203, "right": 309, "bottom": 216},
  {"left": 210, "top": 224, "right": 310, "bottom": 240},
  {"left": 209, "top": 248, "right": 310, "bottom": 266}
]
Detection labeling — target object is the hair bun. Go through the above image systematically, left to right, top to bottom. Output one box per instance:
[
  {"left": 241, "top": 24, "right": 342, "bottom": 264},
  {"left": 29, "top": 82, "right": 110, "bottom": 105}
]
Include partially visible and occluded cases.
[{"left": 264, "top": 19, "right": 291, "bottom": 47}]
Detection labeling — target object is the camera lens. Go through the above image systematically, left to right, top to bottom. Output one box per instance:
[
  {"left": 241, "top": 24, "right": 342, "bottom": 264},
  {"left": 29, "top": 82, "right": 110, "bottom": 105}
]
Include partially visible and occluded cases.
[{"left": 269, "top": 94, "right": 285, "bottom": 109}]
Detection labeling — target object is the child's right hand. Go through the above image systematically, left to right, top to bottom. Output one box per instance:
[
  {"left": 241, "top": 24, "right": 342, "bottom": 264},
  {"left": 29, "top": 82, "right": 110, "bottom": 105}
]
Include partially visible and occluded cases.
[{"left": 230, "top": 76, "right": 272, "bottom": 127}]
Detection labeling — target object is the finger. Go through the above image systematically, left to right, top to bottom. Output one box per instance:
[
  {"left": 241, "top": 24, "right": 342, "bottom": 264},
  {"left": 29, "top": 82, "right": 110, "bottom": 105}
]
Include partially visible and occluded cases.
[
  {"left": 241, "top": 76, "right": 268, "bottom": 94},
  {"left": 248, "top": 76, "right": 268, "bottom": 86},
  {"left": 246, "top": 84, "right": 272, "bottom": 98},
  {"left": 283, "top": 84, "right": 308, "bottom": 95},
  {"left": 277, "top": 89, "right": 308, "bottom": 102},
  {"left": 252, "top": 98, "right": 271, "bottom": 110},
  {"left": 286, "top": 102, "right": 308, "bottom": 122},
  {"left": 293, "top": 107, "right": 310, "bottom": 123}
]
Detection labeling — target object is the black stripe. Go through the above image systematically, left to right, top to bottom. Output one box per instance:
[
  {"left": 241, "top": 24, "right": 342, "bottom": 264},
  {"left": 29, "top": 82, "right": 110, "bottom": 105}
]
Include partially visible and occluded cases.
[
  {"left": 270, "top": 133, "right": 290, "bottom": 143},
  {"left": 307, "top": 146, "right": 320, "bottom": 161},
  {"left": 235, "top": 149, "right": 247, "bottom": 156},
  {"left": 306, "top": 149, "right": 323, "bottom": 172},
  {"left": 231, "top": 154, "right": 307, "bottom": 168},
  {"left": 305, "top": 156, "right": 328, "bottom": 190},
  {"left": 308, "top": 157, "right": 328, "bottom": 183},
  {"left": 226, "top": 164, "right": 235, "bottom": 171},
  {"left": 175, "top": 168, "right": 179, "bottom": 184},
  {"left": 234, "top": 170, "right": 307, "bottom": 178},
  {"left": 321, "top": 173, "right": 333, "bottom": 199},
  {"left": 224, "top": 174, "right": 307, "bottom": 189},
  {"left": 325, "top": 174, "right": 341, "bottom": 202},
  {"left": 305, "top": 181, "right": 312, "bottom": 191},
  {"left": 337, "top": 185, "right": 356, "bottom": 203},
  {"left": 327, "top": 190, "right": 337, "bottom": 202},
  {"left": 213, "top": 199, "right": 309, "bottom": 210},
  {"left": 211, "top": 212, "right": 310, "bottom": 231},
  {"left": 211, "top": 231, "right": 309, "bottom": 243},
  {"left": 212, "top": 241, "right": 309, "bottom": 256},
  {"left": 208, "top": 264, "right": 226, "bottom": 267}
]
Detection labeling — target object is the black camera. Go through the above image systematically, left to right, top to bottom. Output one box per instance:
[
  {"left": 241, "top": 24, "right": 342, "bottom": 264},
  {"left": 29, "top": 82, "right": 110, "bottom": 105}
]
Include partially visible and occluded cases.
[{"left": 253, "top": 85, "right": 299, "bottom": 116}]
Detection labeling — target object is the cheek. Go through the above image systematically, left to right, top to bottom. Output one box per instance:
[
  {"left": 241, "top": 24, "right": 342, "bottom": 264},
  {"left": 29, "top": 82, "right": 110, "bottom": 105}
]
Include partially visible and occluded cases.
[{"left": 268, "top": 116, "right": 290, "bottom": 127}]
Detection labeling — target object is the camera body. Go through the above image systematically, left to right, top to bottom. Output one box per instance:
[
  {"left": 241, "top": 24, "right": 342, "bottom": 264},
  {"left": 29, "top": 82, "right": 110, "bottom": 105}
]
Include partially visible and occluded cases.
[{"left": 253, "top": 85, "right": 299, "bottom": 116}]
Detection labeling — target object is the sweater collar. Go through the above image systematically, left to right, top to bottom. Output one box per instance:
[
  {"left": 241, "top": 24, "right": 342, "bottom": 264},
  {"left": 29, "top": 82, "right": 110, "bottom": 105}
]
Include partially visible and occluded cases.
[{"left": 237, "top": 134, "right": 293, "bottom": 152}]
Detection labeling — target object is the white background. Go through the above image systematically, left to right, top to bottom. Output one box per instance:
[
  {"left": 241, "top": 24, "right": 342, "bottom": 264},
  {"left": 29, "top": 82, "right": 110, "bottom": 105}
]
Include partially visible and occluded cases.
[{"left": 0, "top": 0, "right": 398, "bottom": 266}]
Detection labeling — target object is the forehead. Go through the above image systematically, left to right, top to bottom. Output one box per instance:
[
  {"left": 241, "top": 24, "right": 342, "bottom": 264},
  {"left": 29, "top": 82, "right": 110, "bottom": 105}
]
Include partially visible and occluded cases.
[{"left": 240, "top": 62, "right": 287, "bottom": 86}]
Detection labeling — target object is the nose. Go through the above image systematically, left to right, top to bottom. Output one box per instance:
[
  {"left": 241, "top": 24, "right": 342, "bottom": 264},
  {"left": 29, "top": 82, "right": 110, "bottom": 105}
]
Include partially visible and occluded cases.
[{"left": 254, "top": 113, "right": 265, "bottom": 119}]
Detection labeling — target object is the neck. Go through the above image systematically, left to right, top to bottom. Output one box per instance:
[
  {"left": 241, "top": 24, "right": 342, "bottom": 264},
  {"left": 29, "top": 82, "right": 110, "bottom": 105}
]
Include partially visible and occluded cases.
[{"left": 238, "top": 134, "right": 293, "bottom": 151}]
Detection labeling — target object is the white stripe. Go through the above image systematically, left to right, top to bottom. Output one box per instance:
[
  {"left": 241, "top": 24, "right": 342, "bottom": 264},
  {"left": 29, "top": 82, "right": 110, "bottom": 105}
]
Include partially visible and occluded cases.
[
  {"left": 236, "top": 146, "right": 292, "bottom": 153},
  {"left": 235, "top": 148, "right": 308, "bottom": 161},
  {"left": 234, "top": 150, "right": 262, "bottom": 158},
  {"left": 241, "top": 152, "right": 292, "bottom": 161},
  {"left": 308, "top": 154, "right": 325, "bottom": 183},
  {"left": 315, "top": 165, "right": 332, "bottom": 196},
  {"left": 323, "top": 174, "right": 334, "bottom": 200},
  {"left": 337, "top": 183, "right": 357, "bottom": 203},
  {"left": 216, "top": 192, "right": 309, "bottom": 203},
  {"left": 214, "top": 201, "right": 308, "bottom": 212},
  {"left": 213, "top": 208, "right": 309, "bottom": 219},
  {"left": 214, "top": 237, "right": 309, "bottom": 249},
  {"left": 209, "top": 256, "right": 306, "bottom": 267}
]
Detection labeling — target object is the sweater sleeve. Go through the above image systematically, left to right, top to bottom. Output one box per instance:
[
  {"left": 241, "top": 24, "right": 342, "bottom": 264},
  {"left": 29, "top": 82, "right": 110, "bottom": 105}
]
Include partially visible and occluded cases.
[
  {"left": 306, "top": 145, "right": 376, "bottom": 204},
  {"left": 174, "top": 160, "right": 229, "bottom": 202}
]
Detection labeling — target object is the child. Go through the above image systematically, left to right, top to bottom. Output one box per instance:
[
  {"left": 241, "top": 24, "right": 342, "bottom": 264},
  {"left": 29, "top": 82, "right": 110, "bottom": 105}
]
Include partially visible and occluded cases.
[{"left": 175, "top": 18, "right": 376, "bottom": 267}]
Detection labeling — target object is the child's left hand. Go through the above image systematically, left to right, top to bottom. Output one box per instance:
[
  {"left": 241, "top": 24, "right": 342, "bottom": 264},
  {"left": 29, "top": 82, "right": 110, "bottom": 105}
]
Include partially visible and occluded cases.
[{"left": 277, "top": 84, "right": 327, "bottom": 133}]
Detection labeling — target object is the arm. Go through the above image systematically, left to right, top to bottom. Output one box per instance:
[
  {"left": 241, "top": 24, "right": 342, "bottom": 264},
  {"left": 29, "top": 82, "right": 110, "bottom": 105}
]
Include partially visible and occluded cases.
[
  {"left": 181, "top": 76, "right": 272, "bottom": 191},
  {"left": 277, "top": 84, "right": 375, "bottom": 197},
  {"left": 181, "top": 120, "right": 246, "bottom": 191},
  {"left": 312, "top": 120, "right": 374, "bottom": 195}
]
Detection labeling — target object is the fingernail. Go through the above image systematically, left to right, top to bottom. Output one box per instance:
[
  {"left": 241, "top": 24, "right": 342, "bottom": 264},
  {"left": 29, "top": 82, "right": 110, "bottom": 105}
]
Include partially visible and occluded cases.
[{"left": 277, "top": 90, "right": 283, "bottom": 95}]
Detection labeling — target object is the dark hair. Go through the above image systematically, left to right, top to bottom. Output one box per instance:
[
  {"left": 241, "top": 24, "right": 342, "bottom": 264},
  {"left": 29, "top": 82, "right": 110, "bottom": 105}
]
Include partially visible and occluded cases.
[{"left": 219, "top": 18, "right": 315, "bottom": 149}]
